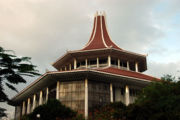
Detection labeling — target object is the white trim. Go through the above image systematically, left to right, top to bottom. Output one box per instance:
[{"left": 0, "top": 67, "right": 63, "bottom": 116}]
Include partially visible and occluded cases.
[
  {"left": 103, "top": 14, "right": 120, "bottom": 48},
  {"left": 82, "top": 15, "right": 98, "bottom": 49},
  {"left": 100, "top": 15, "right": 108, "bottom": 47},
  {"left": 108, "top": 55, "right": 111, "bottom": 67},
  {"left": 97, "top": 57, "right": 99, "bottom": 68},
  {"left": 74, "top": 58, "right": 77, "bottom": 69},
  {"left": 118, "top": 59, "right": 120, "bottom": 69},
  {"left": 127, "top": 61, "right": 130, "bottom": 70},
  {"left": 135, "top": 62, "right": 139, "bottom": 72},
  {"left": 69, "top": 64, "right": 71, "bottom": 70},
  {"left": 85, "top": 78, "right": 88, "bottom": 119},
  {"left": 56, "top": 81, "right": 60, "bottom": 100},
  {"left": 110, "top": 83, "right": 113, "bottom": 102},
  {"left": 125, "top": 85, "right": 130, "bottom": 106},
  {"left": 46, "top": 87, "right": 49, "bottom": 102},
  {"left": 39, "top": 91, "right": 43, "bottom": 105},
  {"left": 32, "top": 94, "right": 36, "bottom": 110},
  {"left": 27, "top": 98, "right": 30, "bottom": 114},
  {"left": 22, "top": 101, "right": 26, "bottom": 115}
]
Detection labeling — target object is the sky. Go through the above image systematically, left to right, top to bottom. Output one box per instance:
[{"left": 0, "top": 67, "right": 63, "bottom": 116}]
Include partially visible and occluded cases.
[{"left": 1, "top": 0, "right": 180, "bottom": 119}]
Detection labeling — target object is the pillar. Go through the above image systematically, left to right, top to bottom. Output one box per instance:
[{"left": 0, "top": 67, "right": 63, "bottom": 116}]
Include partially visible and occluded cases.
[
  {"left": 108, "top": 55, "right": 111, "bottom": 67},
  {"left": 97, "top": 57, "right": 99, "bottom": 68},
  {"left": 74, "top": 59, "right": 77, "bottom": 69},
  {"left": 85, "top": 59, "right": 88, "bottom": 68},
  {"left": 118, "top": 59, "right": 120, "bottom": 69},
  {"left": 127, "top": 61, "right": 130, "bottom": 70},
  {"left": 135, "top": 62, "right": 138, "bottom": 72},
  {"left": 69, "top": 64, "right": 71, "bottom": 70},
  {"left": 85, "top": 78, "right": 88, "bottom": 119},
  {"left": 56, "top": 81, "right": 60, "bottom": 100},
  {"left": 110, "top": 83, "right": 113, "bottom": 103},
  {"left": 125, "top": 85, "right": 130, "bottom": 106},
  {"left": 46, "top": 87, "right": 49, "bottom": 102},
  {"left": 39, "top": 91, "right": 43, "bottom": 105},
  {"left": 32, "top": 94, "right": 36, "bottom": 110},
  {"left": 27, "top": 98, "right": 30, "bottom": 114},
  {"left": 22, "top": 101, "right": 26, "bottom": 115}
]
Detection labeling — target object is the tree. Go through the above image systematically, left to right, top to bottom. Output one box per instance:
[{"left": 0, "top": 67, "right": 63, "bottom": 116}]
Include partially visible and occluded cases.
[
  {"left": 0, "top": 46, "right": 40, "bottom": 118},
  {"left": 126, "top": 75, "right": 180, "bottom": 120},
  {"left": 23, "top": 99, "right": 80, "bottom": 120},
  {"left": 89, "top": 102, "right": 127, "bottom": 120}
]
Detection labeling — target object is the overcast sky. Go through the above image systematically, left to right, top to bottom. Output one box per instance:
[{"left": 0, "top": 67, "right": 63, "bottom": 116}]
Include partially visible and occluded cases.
[{"left": 1, "top": 0, "right": 180, "bottom": 119}]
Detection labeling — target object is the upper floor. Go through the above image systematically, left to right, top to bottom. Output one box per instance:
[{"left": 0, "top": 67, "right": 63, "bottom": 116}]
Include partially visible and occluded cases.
[{"left": 52, "top": 12, "right": 147, "bottom": 73}]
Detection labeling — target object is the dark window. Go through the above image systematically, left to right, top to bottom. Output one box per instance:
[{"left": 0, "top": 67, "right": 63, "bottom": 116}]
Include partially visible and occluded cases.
[
  {"left": 99, "top": 59, "right": 107, "bottom": 64},
  {"left": 111, "top": 59, "right": 118, "bottom": 65},
  {"left": 89, "top": 60, "right": 97, "bottom": 65},
  {"left": 81, "top": 61, "right": 85, "bottom": 66},
  {"left": 120, "top": 61, "right": 127, "bottom": 67},
  {"left": 77, "top": 62, "right": 80, "bottom": 68}
]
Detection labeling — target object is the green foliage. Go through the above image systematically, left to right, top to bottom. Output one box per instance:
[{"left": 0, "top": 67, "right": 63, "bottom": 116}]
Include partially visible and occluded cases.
[
  {"left": 0, "top": 46, "right": 40, "bottom": 118},
  {"left": 90, "top": 75, "right": 180, "bottom": 120},
  {"left": 126, "top": 75, "right": 180, "bottom": 120},
  {"left": 27, "top": 99, "right": 78, "bottom": 120},
  {"left": 89, "top": 102, "right": 127, "bottom": 120}
]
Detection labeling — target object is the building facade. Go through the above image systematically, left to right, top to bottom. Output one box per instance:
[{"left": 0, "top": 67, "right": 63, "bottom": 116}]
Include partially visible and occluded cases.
[{"left": 11, "top": 12, "right": 160, "bottom": 120}]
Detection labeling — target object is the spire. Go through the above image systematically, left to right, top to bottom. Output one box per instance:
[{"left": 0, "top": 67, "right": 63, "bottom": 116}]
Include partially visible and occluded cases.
[{"left": 82, "top": 11, "right": 122, "bottom": 50}]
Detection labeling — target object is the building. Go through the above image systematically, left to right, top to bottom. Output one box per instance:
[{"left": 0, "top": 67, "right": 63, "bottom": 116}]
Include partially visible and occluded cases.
[{"left": 11, "top": 12, "right": 160, "bottom": 120}]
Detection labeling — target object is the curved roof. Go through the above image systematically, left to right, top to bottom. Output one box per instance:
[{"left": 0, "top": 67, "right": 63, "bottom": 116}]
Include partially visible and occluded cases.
[
  {"left": 82, "top": 12, "right": 122, "bottom": 50},
  {"left": 96, "top": 67, "right": 160, "bottom": 81}
]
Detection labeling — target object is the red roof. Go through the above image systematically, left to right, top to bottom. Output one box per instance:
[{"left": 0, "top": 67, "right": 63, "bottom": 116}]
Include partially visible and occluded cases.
[
  {"left": 82, "top": 12, "right": 122, "bottom": 50},
  {"left": 95, "top": 67, "right": 160, "bottom": 81}
]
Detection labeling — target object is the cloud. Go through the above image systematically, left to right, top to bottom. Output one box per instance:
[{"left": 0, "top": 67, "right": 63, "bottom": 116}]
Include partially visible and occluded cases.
[
  {"left": 1, "top": 0, "right": 180, "bottom": 118},
  {"left": 145, "top": 61, "right": 180, "bottom": 78}
]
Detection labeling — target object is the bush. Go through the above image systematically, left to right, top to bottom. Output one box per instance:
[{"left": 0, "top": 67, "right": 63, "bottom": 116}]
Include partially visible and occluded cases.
[{"left": 28, "top": 99, "right": 77, "bottom": 120}]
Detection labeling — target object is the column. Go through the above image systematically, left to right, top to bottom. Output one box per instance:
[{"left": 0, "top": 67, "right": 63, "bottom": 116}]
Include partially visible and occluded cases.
[
  {"left": 108, "top": 55, "right": 111, "bottom": 67},
  {"left": 97, "top": 57, "right": 99, "bottom": 68},
  {"left": 74, "top": 58, "right": 77, "bottom": 69},
  {"left": 85, "top": 59, "right": 88, "bottom": 68},
  {"left": 118, "top": 59, "right": 120, "bottom": 69},
  {"left": 127, "top": 61, "right": 130, "bottom": 70},
  {"left": 135, "top": 62, "right": 138, "bottom": 72},
  {"left": 69, "top": 64, "right": 71, "bottom": 70},
  {"left": 85, "top": 78, "right": 88, "bottom": 119},
  {"left": 56, "top": 81, "right": 60, "bottom": 100},
  {"left": 110, "top": 83, "right": 113, "bottom": 103},
  {"left": 125, "top": 85, "right": 130, "bottom": 106},
  {"left": 46, "top": 87, "right": 49, "bottom": 102},
  {"left": 39, "top": 91, "right": 43, "bottom": 105},
  {"left": 32, "top": 94, "right": 36, "bottom": 110},
  {"left": 27, "top": 98, "right": 30, "bottom": 114},
  {"left": 22, "top": 101, "right": 26, "bottom": 115}
]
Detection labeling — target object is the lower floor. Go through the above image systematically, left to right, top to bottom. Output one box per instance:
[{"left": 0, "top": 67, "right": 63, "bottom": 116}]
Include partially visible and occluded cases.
[{"left": 14, "top": 78, "right": 142, "bottom": 120}]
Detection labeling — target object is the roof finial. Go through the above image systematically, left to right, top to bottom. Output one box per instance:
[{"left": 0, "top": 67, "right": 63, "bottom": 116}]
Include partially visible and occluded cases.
[
  {"left": 95, "top": 11, "right": 98, "bottom": 17},
  {"left": 102, "top": 11, "right": 106, "bottom": 16}
]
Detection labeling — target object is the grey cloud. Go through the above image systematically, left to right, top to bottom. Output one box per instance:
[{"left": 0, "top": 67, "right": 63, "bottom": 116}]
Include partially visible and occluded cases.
[
  {"left": 1, "top": 0, "right": 180, "bottom": 118},
  {"left": 145, "top": 61, "right": 180, "bottom": 78}
]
